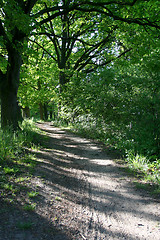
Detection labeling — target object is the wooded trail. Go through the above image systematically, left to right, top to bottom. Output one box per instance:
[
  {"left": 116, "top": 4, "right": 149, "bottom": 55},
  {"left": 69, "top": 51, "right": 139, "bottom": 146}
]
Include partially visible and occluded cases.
[
  {"left": 1, "top": 122, "right": 159, "bottom": 240},
  {"left": 34, "top": 122, "right": 160, "bottom": 240}
]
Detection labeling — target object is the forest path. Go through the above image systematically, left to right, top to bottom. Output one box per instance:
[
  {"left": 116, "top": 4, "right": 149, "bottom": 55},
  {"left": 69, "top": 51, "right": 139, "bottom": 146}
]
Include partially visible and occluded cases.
[
  {"left": 1, "top": 122, "right": 159, "bottom": 240},
  {"left": 33, "top": 122, "right": 160, "bottom": 240}
]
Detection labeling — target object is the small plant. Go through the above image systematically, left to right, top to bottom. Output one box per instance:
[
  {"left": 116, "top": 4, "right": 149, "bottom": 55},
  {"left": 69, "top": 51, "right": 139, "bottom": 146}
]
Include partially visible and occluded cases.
[
  {"left": 3, "top": 167, "right": 19, "bottom": 175},
  {"left": 15, "top": 176, "right": 29, "bottom": 183},
  {"left": 134, "top": 182, "right": 151, "bottom": 190},
  {"left": 2, "top": 183, "right": 14, "bottom": 191},
  {"left": 151, "top": 187, "right": 160, "bottom": 196},
  {"left": 27, "top": 191, "right": 39, "bottom": 198},
  {"left": 55, "top": 196, "right": 62, "bottom": 201},
  {"left": 23, "top": 203, "right": 36, "bottom": 211}
]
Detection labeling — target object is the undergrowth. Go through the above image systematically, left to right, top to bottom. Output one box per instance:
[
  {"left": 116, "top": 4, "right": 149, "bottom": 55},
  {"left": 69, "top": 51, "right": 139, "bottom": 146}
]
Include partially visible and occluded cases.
[{"left": 0, "top": 119, "right": 45, "bottom": 203}]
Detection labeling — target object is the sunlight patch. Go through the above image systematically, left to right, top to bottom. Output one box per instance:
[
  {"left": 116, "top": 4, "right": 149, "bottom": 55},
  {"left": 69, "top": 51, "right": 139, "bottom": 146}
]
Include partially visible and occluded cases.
[{"left": 90, "top": 159, "right": 113, "bottom": 166}]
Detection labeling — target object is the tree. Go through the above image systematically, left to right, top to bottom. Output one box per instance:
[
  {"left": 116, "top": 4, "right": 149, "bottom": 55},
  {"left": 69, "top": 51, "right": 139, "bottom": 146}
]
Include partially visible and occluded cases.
[
  {"left": 0, "top": 0, "right": 159, "bottom": 129},
  {"left": 0, "top": 0, "right": 38, "bottom": 129},
  {"left": 32, "top": 0, "right": 160, "bottom": 91},
  {"left": 18, "top": 40, "right": 59, "bottom": 120}
]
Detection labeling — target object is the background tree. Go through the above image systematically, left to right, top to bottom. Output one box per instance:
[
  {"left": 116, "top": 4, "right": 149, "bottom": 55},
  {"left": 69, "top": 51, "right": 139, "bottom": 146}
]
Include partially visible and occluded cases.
[
  {"left": 18, "top": 38, "right": 59, "bottom": 120},
  {"left": 60, "top": 41, "right": 160, "bottom": 159}
]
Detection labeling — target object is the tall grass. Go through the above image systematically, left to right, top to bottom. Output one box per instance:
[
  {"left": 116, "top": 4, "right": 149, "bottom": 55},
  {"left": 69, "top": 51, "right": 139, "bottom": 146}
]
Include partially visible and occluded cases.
[{"left": 0, "top": 119, "right": 42, "bottom": 163}]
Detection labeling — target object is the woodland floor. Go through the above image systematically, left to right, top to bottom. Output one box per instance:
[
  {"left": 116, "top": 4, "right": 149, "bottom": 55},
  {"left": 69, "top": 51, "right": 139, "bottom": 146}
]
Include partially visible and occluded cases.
[{"left": 0, "top": 122, "right": 160, "bottom": 240}]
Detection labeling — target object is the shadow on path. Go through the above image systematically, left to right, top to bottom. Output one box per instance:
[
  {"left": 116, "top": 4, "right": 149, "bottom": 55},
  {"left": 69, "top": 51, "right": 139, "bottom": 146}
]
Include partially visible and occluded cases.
[{"left": 29, "top": 122, "right": 160, "bottom": 240}]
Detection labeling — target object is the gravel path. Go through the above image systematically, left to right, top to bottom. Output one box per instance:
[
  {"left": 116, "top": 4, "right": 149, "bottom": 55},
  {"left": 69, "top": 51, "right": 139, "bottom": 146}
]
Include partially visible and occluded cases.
[{"left": 0, "top": 122, "right": 159, "bottom": 239}]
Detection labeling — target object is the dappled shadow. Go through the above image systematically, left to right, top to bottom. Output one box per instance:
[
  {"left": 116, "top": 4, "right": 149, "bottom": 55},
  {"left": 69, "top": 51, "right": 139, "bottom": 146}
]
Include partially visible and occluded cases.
[
  {"left": 29, "top": 122, "right": 160, "bottom": 240},
  {"left": 33, "top": 146, "right": 159, "bottom": 222},
  {"left": 0, "top": 199, "right": 71, "bottom": 240}
]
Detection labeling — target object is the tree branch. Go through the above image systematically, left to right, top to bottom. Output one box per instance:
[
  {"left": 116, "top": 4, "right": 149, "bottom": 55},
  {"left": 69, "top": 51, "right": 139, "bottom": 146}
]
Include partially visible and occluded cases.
[
  {"left": 25, "top": 0, "right": 39, "bottom": 14},
  {"left": 74, "top": 6, "right": 160, "bottom": 30},
  {"left": 74, "top": 32, "right": 113, "bottom": 71},
  {"left": 28, "top": 38, "right": 57, "bottom": 62},
  {"left": 84, "top": 48, "right": 132, "bottom": 73}
]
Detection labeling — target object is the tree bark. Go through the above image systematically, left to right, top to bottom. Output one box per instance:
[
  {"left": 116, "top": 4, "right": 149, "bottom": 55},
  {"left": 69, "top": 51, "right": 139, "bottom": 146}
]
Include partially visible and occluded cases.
[
  {"left": 0, "top": 48, "right": 23, "bottom": 130},
  {"left": 1, "top": 88, "right": 22, "bottom": 129},
  {"left": 39, "top": 102, "right": 44, "bottom": 120},
  {"left": 44, "top": 103, "right": 48, "bottom": 120},
  {"left": 22, "top": 106, "right": 30, "bottom": 118}
]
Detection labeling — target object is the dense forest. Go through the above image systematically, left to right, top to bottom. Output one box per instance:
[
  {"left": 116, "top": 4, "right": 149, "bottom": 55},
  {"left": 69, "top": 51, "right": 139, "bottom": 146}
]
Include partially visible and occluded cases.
[{"left": 0, "top": 0, "right": 160, "bottom": 185}]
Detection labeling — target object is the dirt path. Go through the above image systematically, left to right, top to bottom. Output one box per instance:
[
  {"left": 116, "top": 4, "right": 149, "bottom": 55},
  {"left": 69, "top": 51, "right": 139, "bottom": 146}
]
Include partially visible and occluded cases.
[{"left": 1, "top": 122, "right": 160, "bottom": 239}]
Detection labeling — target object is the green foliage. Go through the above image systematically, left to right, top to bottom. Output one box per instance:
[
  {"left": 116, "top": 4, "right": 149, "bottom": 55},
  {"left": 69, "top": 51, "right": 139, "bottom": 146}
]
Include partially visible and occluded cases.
[
  {"left": 56, "top": 48, "right": 160, "bottom": 186},
  {"left": 0, "top": 119, "right": 43, "bottom": 202},
  {"left": 0, "top": 119, "right": 43, "bottom": 163},
  {"left": 20, "top": 119, "right": 44, "bottom": 147},
  {"left": 0, "top": 128, "right": 23, "bottom": 162},
  {"left": 3, "top": 167, "right": 20, "bottom": 175},
  {"left": 27, "top": 191, "right": 39, "bottom": 198},
  {"left": 23, "top": 203, "right": 36, "bottom": 211}
]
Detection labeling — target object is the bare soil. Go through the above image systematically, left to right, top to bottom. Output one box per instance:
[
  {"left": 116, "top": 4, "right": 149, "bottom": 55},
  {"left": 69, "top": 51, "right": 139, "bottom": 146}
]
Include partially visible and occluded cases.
[{"left": 0, "top": 122, "right": 160, "bottom": 240}]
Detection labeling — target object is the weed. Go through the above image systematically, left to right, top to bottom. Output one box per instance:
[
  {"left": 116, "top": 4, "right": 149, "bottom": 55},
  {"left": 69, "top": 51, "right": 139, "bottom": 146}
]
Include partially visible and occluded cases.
[
  {"left": 3, "top": 167, "right": 19, "bottom": 175},
  {"left": 15, "top": 177, "right": 30, "bottom": 183},
  {"left": 134, "top": 181, "right": 151, "bottom": 191},
  {"left": 2, "top": 183, "right": 15, "bottom": 192},
  {"left": 151, "top": 187, "right": 160, "bottom": 196},
  {"left": 27, "top": 191, "right": 39, "bottom": 198},
  {"left": 55, "top": 196, "right": 62, "bottom": 201},
  {"left": 23, "top": 203, "right": 36, "bottom": 211}
]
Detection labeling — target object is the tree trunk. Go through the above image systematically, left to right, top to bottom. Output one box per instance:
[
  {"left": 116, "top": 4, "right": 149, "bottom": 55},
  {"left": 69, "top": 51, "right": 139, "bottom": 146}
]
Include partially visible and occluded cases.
[
  {"left": 0, "top": 48, "right": 23, "bottom": 130},
  {"left": 59, "top": 71, "right": 67, "bottom": 92},
  {"left": 1, "top": 88, "right": 22, "bottom": 129},
  {"left": 39, "top": 102, "right": 44, "bottom": 120},
  {"left": 44, "top": 103, "right": 48, "bottom": 120},
  {"left": 22, "top": 106, "right": 30, "bottom": 118},
  {"left": 50, "top": 110, "right": 53, "bottom": 120}
]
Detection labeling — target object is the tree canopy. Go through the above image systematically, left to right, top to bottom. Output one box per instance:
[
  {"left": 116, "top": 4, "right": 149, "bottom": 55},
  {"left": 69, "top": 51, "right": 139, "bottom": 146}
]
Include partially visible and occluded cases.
[{"left": 0, "top": 0, "right": 159, "bottom": 153}]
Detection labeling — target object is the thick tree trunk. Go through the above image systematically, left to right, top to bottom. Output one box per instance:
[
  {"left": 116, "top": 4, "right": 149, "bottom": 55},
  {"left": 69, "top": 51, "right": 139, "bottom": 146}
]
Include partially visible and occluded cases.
[
  {"left": 0, "top": 48, "right": 23, "bottom": 130},
  {"left": 59, "top": 70, "right": 67, "bottom": 92},
  {"left": 1, "top": 88, "right": 22, "bottom": 129}
]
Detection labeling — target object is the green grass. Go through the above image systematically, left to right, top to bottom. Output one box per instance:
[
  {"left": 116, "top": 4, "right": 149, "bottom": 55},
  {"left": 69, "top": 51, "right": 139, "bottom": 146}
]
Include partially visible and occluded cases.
[
  {"left": 0, "top": 119, "right": 45, "bottom": 205},
  {"left": 3, "top": 166, "right": 20, "bottom": 175},
  {"left": 15, "top": 176, "right": 30, "bottom": 183},
  {"left": 1, "top": 183, "right": 15, "bottom": 192},
  {"left": 27, "top": 191, "right": 39, "bottom": 198},
  {"left": 23, "top": 203, "right": 36, "bottom": 211},
  {"left": 16, "top": 221, "right": 33, "bottom": 230}
]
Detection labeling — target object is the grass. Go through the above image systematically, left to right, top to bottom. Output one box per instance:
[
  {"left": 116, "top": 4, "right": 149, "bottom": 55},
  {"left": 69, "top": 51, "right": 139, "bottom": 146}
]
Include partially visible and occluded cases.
[
  {"left": 0, "top": 119, "right": 46, "bottom": 205},
  {"left": 3, "top": 166, "right": 20, "bottom": 175},
  {"left": 15, "top": 176, "right": 30, "bottom": 183},
  {"left": 1, "top": 183, "right": 16, "bottom": 192},
  {"left": 27, "top": 191, "right": 39, "bottom": 198},
  {"left": 23, "top": 203, "right": 36, "bottom": 211},
  {"left": 16, "top": 221, "right": 33, "bottom": 230}
]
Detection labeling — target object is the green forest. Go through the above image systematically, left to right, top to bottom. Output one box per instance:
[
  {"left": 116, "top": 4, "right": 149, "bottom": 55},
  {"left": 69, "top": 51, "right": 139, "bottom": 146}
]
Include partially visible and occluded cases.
[{"left": 0, "top": 0, "right": 160, "bottom": 189}]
